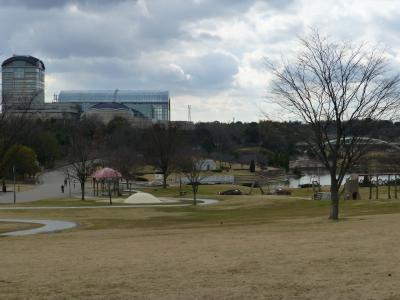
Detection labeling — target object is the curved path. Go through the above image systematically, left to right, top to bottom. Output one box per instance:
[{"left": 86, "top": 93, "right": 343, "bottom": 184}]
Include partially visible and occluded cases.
[{"left": 0, "top": 219, "right": 77, "bottom": 237}]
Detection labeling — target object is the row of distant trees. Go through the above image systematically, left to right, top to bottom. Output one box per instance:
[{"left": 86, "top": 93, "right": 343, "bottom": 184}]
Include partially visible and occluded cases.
[
  {"left": 4, "top": 96, "right": 400, "bottom": 179},
  {"left": 6, "top": 113, "right": 400, "bottom": 178},
  {"left": 64, "top": 119, "right": 207, "bottom": 201}
]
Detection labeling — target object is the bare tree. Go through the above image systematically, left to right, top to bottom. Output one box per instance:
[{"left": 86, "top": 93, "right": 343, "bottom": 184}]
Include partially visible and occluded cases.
[
  {"left": 269, "top": 32, "right": 400, "bottom": 219},
  {"left": 66, "top": 120, "right": 97, "bottom": 200},
  {"left": 144, "top": 123, "right": 184, "bottom": 188},
  {"left": 107, "top": 146, "right": 141, "bottom": 190},
  {"left": 180, "top": 153, "right": 208, "bottom": 206}
]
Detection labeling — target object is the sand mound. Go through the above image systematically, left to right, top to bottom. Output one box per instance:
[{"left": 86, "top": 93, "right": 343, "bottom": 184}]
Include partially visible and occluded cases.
[{"left": 124, "top": 192, "right": 162, "bottom": 204}]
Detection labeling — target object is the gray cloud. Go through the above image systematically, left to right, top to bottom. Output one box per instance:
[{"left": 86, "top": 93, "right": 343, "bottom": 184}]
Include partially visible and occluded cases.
[
  {"left": 0, "top": 0, "right": 398, "bottom": 122},
  {"left": 0, "top": 0, "right": 136, "bottom": 9},
  {"left": 184, "top": 52, "right": 239, "bottom": 90}
]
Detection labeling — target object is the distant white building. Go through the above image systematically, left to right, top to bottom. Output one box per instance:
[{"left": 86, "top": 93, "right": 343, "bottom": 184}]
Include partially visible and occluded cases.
[{"left": 197, "top": 159, "right": 217, "bottom": 171}]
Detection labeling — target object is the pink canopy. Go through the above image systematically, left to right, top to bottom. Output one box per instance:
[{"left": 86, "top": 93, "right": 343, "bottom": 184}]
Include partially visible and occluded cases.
[{"left": 92, "top": 167, "right": 122, "bottom": 179}]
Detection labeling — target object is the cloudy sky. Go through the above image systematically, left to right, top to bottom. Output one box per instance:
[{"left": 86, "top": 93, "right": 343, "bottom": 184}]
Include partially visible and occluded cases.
[{"left": 0, "top": 0, "right": 398, "bottom": 122}]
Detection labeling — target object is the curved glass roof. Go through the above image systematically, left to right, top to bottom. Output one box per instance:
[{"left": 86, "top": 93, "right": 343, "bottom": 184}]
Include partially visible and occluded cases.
[{"left": 58, "top": 90, "right": 169, "bottom": 103}]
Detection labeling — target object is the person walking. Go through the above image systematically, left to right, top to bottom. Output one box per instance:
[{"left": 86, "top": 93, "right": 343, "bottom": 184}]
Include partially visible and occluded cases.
[{"left": 61, "top": 184, "right": 64, "bottom": 193}]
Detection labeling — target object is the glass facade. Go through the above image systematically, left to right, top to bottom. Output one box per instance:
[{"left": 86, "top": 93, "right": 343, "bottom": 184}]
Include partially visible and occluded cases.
[
  {"left": 1, "top": 56, "right": 45, "bottom": 109},
  {"left": 14, "top": 68, "right": 24, "bottom": 78},
  {"left": 58, "top": 90, "right": 170, "bottom": 121}
]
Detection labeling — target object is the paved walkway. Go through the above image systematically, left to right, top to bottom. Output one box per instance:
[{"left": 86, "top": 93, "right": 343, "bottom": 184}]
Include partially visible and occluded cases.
[
  {"left": 0, "top": 170, "right": 78, "bottom": 204},
  {"left": 0, "top": 219, "right": 77, "bottom": 236}
]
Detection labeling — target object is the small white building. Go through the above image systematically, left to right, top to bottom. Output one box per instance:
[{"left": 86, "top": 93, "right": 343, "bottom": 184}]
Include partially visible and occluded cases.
[{"left": 197, "top": 159, "right": 217, "bottom": 171}]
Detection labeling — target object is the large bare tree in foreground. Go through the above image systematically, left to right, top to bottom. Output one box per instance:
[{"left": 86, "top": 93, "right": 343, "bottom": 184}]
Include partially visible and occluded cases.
[{"left": 270, "top": 32, "right": 400, "bottom": 219}]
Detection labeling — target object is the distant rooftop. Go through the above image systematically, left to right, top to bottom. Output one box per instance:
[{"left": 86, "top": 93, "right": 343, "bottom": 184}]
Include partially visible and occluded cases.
[
  {"left": 2, "top": 55, "right": 45, "bottom": 70},
  {"left": 58, "top": 90, "right": 169, "bottom": 103}
]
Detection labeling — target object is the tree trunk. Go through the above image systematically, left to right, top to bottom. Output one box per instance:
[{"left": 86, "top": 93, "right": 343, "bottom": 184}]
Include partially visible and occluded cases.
[
  {"left": 329, "top": 177, "right": 339, "bottom": 220},
  {"left": 2, "top": 179, "right": 6, "bottom": 193},
  {"left": 81, "top": 181, "right": 85, "bottom": 201},
  {"left": 192, "top": 183, "right": 199, "bottom": 206},
  {"left": 193, "top": 187, "right": 197, "bottom": 206}
]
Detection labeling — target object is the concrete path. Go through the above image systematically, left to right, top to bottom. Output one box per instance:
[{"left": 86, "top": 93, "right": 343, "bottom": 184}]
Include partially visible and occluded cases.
[
  {"left": 0, "top": 170, "right": 76, "bottom": 204},
  {"left": 0, "top": 219, "right": 77, "bottom": 236}
]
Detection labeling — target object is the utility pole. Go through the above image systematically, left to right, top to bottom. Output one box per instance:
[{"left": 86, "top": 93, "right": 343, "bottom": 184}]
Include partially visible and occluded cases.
[
  {"left": 188, "top": 105, "right": 192, "bottom": 122},
  {"left": 12, "top": 165, "right": 16, "bottom": 204},
  {"left": 68, "top": 173, "right": 72, "bottom": 199},
  {"left": 179, "top": 174, "right": 182, "bottom": 196},
  {"left": 108, "top": 181, "right": 112, "bottom": 205}
]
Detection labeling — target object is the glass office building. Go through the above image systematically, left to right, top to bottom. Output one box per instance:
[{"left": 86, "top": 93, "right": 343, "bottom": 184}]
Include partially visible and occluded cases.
[
  {"left": 1, "top": 55, "right": 45, "bottom": 110},
  {"left": 58, "top": 90, "right": 170, "bottom": 121}
]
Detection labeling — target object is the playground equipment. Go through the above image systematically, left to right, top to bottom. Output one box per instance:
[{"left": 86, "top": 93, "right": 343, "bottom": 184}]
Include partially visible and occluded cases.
[{"left": 344, "top": 174, "right": 360, "bottom": 200}]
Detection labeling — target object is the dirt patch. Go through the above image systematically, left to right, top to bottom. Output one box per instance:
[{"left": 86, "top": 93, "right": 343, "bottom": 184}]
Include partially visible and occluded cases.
[{"left": 0, "top": 214, "right": 400, "bottom": 299}]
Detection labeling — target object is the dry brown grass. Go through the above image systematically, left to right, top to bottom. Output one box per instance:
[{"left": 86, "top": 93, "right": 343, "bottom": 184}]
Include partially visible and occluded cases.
[
  {"left": 2, "top": 195, "right": 400, "bottom": 299},
  {"left": 0, "top": 214, "right": 400, "bottom": 299},
  {"left": 0, "top": 221, "right": 40, "bottom": 234}
]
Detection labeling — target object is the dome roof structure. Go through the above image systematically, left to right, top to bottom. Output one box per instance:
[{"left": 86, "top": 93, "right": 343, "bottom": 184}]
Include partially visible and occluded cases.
[{"left": 2, "top": 55, "right": 45, "bottom": 70}]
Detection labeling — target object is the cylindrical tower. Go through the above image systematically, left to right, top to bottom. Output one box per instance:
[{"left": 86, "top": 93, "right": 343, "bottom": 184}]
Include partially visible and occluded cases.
[{"left": 1, "top": 55, "right": 45, "bottom": 111}]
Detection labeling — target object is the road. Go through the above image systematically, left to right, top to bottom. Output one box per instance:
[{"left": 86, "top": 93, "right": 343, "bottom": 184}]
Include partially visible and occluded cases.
[{"left": 0, "top": 170, "right": 76, "bottom": 204}]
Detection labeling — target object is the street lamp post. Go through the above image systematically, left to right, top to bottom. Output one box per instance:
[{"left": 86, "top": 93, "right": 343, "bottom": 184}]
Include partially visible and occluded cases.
[
  {"left": 12, "top": 165, "right": 16, "bottom": 204},
  {"left": 68, "top": 173, "right": 72, "bottom": 199},
  {"left": 108, "top": 180, "right": 112, "bottom": 205}
]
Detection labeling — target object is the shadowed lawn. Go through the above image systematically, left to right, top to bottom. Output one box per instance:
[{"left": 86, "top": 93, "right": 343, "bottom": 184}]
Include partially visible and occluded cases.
[
  {"left": 141, "top": 184, "right": 250, "bottom": 198},
  {"left": 1, "top": 187, "right": 400, "bottom": 231}
]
